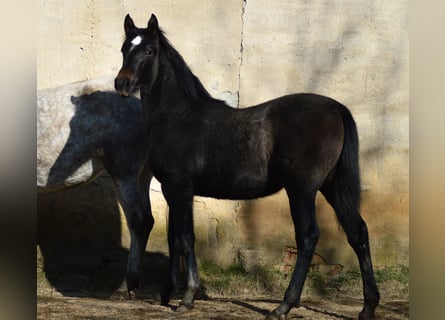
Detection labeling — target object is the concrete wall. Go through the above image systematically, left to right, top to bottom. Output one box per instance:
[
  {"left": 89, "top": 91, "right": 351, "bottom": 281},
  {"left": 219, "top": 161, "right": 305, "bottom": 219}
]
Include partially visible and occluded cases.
[{"left": 37, "top": 0, "right": 408, "bottom": 269}]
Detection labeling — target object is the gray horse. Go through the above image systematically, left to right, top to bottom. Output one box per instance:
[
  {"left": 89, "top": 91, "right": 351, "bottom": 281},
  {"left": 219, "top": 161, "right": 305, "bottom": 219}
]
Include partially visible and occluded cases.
[{"left": 37, "top": 76, "right": 153, "bottom": 295}]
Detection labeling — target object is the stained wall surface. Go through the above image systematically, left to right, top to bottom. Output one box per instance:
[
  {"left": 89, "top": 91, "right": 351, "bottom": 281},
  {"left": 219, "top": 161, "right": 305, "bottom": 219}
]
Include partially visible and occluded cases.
[{"left": 37, "top": 0, "right": 408, "bottom": 268}]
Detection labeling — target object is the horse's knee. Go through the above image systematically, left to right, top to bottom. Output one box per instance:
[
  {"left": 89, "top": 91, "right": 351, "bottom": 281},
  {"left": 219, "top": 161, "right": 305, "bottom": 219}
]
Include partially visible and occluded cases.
[{"left": 128, "top": 212, "right": 154, "bottom": 236}]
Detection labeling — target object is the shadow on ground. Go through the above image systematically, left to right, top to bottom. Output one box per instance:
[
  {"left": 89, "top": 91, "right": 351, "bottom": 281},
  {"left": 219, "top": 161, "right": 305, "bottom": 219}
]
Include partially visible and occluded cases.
[{"left": 37, "top": 174, "right": 169, "bottom": 298}]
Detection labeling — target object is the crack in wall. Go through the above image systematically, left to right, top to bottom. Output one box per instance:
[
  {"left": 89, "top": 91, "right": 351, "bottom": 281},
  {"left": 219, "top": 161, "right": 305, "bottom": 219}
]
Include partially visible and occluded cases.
[
  {"left": 237, "top": 0, "right": 247, "bottom": 108},
  {"left": 214, "top": 217, "right": 220, "bottom": 245}
]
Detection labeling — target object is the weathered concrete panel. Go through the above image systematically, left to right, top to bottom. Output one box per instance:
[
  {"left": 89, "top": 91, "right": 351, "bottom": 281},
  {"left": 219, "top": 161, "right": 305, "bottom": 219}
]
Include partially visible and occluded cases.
[
  {"left": 37, "top": 0, "right": 408, "bottom": 270},
  {"left": 37, "top": 0, "right": 242, "bottom": 100},
  {"left": 238, "top": 0, "right": 408, "bottom": 267}
]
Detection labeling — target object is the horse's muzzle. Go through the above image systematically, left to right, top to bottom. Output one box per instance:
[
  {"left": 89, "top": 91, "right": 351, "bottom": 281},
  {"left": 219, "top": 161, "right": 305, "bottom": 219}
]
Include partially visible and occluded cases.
[{"left": 115, "top": 69, "right": 137, "bottom": 97}]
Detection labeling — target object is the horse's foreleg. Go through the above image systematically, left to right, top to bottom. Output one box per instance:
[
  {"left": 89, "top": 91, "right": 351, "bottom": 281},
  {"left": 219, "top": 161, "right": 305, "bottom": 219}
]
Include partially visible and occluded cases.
[
  {"left": 114, "top": 177, "right": 154, "bottom": 296},
  {"left": 162, "top": 183, "right": 200, "bottom": 311},
  {"left": 267, "top": 190, "right": 318, "bottom": 320},
  {"left": 160, "top": 215, "right": 180, "bottom": 306},
  {"left": 179, "top": 231, "right": 200, "bottom": 312}
]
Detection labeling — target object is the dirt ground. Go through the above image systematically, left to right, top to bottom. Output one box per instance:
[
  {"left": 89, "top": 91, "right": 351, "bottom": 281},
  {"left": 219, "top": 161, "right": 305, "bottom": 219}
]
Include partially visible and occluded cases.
[
  {"left": 37, "top": 178, "right": 409, "bottom": 319},
  {"left": 36, "top": 245, "right": 408, "bottom": 319},
  {"left": 36, "top": 255, "right": 408, "bottom": 319},
  {"left": 37, "top": 290, "right": 408, "bottom": 320}
]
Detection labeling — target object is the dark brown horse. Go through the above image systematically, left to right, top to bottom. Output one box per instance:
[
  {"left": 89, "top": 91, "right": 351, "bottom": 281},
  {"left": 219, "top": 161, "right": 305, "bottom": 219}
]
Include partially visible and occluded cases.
[{"left": 114, "top": 14, "right": 379, "bottom": 320}]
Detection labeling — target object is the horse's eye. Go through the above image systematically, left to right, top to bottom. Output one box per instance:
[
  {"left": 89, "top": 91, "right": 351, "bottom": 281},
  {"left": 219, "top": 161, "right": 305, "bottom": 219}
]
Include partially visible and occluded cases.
[{"left": 145, "top": 48, "right": 155, "bottom": 57}]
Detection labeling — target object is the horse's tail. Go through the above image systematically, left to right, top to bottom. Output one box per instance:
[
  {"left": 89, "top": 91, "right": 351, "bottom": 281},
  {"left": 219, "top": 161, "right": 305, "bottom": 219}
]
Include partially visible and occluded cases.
[
  {"left": 321, "top": 104, "right": 361, "bottom": 226},
  {"left": 321, "top": 104, "right": 380, "bottom": 312}
]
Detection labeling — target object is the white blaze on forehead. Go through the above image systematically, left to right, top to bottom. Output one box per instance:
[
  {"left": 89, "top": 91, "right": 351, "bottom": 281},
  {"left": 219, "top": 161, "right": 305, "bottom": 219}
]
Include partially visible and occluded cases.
[{"left": 131, "top": 35, "right": 142, "bottom": 46}]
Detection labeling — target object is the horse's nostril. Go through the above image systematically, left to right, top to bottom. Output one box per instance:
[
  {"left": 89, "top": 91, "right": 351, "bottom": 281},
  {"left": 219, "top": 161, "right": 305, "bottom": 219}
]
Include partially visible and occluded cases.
[
  {"left": 115, "top": 76, "right": 130, "bottom": 93},
  {"left": 114, "top": 77, "right": 124, "bottom": 90}
]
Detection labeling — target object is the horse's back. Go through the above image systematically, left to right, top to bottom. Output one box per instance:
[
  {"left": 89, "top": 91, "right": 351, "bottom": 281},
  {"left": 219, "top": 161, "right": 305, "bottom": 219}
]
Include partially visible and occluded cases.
[{"left": 189, "top": 94, "right": 347, "bottom": 198}]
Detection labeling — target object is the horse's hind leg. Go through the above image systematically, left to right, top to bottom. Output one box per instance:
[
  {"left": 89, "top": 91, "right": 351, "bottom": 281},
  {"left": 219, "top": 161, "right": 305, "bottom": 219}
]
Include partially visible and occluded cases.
[
  {"left": 113, "top": 173, "right": 154, "bottom": 297},
  {"left": 320, "top": 180, "right": 379, "bottom": 319},
  {"left": 267, "top": 188, "right": 319, "bottom": 320}
]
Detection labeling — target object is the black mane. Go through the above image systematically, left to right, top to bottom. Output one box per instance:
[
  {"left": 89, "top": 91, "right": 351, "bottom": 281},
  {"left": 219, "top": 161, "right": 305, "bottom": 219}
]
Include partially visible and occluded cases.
[{"left": 158, "top": 30, "right": 219, "bottom": 101}]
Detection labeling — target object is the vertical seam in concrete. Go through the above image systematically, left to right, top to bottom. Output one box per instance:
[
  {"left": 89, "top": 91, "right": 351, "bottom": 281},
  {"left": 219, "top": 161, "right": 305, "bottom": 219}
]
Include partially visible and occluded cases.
[{"left": 237, "top": 0, "right": 247, "bottom": 108}]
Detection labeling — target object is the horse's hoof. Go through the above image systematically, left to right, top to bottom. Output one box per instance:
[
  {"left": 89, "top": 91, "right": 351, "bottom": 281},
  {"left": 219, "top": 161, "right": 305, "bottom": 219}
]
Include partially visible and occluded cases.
[
  {"left": 126, "top": 276, "right": 139, "bottom": 294},
  {"left": 110, "top": 289, "right": 129, "bottom": 301},
  {"left": 127, "top": 289, "right": 136, "bottom": 300},
  {"left": 160, "top": 290, "right": 171, "bottom": 307},
  {"left": 160, "top": 296, "right": 170, "bottom": 307},
  {"left": 176, "top": 303, "right": 194, "bottom": 313},
  {"left": 358, "top": 309, "right": 376, "bottom": 320},
  {"left": 265, "top": 311, "right": 286, "bottom": 320}
]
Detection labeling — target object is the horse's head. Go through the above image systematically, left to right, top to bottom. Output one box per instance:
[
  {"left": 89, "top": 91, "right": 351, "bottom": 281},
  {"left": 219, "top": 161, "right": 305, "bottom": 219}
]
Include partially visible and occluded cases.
[{"left": 115, "top": 14, "right": 160, "bottom": 97}]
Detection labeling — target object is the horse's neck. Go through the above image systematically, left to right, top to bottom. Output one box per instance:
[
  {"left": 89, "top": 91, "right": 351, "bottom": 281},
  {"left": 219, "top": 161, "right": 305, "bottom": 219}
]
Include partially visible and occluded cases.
[{"left": 141, "top": 60, "right": 189, "bottom": 115}]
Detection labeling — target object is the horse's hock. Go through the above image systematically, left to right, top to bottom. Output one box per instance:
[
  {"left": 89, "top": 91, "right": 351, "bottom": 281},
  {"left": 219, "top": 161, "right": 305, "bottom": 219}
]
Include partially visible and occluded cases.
[{"left": 37, "top": 0, "right": 408, "bottom": 272}]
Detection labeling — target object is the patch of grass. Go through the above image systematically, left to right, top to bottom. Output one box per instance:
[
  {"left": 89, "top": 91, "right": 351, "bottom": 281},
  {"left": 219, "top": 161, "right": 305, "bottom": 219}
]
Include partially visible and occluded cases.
[
  {"left": 199, "top": 261, "right": 288, "bottom": 296},
  {"left": 199, "top": 261, "right": 409, "bottom": 300},
  {"left": 307, "top": 264, "right": 409, "bottom": 299},
  {"left": 374, "top": 264, "right": 409, "bottom": 298},
  {"left": 375, "top": 264, "right": 409, "bottom": 285},
  {"left": 307, "top": 271, "right": 329, "bottom": 295}
]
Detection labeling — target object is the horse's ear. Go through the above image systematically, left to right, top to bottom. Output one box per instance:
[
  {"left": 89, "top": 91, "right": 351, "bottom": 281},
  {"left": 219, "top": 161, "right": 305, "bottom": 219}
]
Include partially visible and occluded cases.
[
  {"left": 124, "top": 14, "right": 136, "bottom": 35},
  {"left": 146, "top": 14, "right": 159, "bottom": 37}
]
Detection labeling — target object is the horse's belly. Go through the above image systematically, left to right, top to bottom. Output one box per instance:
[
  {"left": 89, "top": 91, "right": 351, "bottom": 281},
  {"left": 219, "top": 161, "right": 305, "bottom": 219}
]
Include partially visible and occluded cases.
[{"left": 194, "top": 171, "right": 282, "bottom": 200}]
